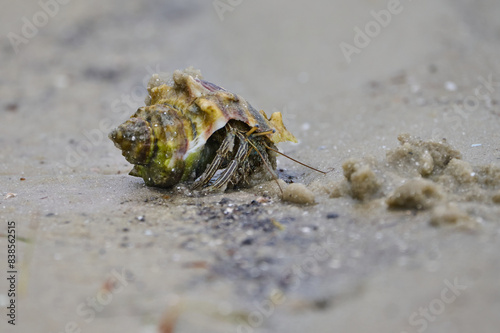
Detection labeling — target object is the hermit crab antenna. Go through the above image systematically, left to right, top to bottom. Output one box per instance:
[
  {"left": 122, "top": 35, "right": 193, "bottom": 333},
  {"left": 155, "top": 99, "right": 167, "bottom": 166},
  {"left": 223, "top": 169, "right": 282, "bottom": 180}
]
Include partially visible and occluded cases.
[
  {"left": 244, "top": 137, "right": 284, "bottom": 196},
  {"left": 263, "top": 144, "right": 328, "bottom": 175}
]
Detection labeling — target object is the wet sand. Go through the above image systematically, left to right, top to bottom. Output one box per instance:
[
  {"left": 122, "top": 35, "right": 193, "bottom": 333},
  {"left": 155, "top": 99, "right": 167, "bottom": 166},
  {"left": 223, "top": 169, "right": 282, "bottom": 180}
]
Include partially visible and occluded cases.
[{"left": 1, "top": 1, "right": 500, "bottom": 332}]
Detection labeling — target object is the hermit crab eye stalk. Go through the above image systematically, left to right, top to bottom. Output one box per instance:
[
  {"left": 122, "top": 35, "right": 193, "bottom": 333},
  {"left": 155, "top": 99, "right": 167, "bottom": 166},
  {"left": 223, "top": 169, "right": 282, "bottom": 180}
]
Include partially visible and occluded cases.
[{"left": 109, "top": 118, "right": 155, "bottom": 165}]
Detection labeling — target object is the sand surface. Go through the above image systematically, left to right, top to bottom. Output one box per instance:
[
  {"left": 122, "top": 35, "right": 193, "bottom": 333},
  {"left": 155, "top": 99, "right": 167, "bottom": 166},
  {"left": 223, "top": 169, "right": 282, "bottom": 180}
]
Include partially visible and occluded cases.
[{"left": 1, "top": 0, "right": 500, "bottom": 332}]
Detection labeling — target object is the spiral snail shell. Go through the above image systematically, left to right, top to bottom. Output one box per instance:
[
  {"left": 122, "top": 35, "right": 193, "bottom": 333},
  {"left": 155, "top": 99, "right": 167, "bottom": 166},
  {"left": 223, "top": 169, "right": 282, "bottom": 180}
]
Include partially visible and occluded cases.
[{"left": 109, "top": 67, "right": 297, "bottom": 190}]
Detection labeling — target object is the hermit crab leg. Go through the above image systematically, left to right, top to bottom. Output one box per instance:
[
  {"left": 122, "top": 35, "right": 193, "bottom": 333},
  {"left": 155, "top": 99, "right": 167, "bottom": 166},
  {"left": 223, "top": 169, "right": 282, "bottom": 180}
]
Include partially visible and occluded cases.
[
  {"left": 191, "top": 131, "right": 235, "bottom": 190},
  {"left": 210, "top": 132, "right": 249, "bottom": 190},
  {"left": 244, "top": 135, "right": 283, "bottom": 195}
]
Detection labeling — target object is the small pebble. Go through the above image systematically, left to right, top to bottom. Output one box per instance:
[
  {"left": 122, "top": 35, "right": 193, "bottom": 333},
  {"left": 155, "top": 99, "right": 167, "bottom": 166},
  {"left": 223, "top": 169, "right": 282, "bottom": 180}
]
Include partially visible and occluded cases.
[
  {"left": 219, "top": 198, "right": 231, "bottom": 205},
  {"left": 326, "top": 213, "right": 339, "bottom": 219},
  {"left": 301, "top": 227, "right": 312, "bottom": 233}
]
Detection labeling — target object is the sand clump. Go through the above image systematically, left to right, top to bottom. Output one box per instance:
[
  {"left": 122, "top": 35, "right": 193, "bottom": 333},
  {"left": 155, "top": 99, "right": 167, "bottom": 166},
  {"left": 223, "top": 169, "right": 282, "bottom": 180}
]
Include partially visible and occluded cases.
[
  {"left": 323, "top": 134, "right": 500, "bottom": 225},
  {"left": 386, "top": 134, "right": 462, "bottom": 177},
  {"left": 386, "top": 178, "right": 444, "bottom": 210}
]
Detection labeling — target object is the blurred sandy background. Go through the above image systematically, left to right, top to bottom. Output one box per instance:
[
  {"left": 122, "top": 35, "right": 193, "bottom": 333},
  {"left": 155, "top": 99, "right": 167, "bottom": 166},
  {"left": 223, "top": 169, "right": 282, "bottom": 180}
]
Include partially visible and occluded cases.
[{"left": 1, "top": 0, "right": 500, "bottom": 332}]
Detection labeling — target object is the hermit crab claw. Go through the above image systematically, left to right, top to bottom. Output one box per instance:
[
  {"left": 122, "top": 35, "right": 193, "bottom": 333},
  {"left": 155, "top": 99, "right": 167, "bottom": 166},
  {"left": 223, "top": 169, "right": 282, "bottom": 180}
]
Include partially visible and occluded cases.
[{"left": 108, "top": 117, "right": 155, "bottom": 165}]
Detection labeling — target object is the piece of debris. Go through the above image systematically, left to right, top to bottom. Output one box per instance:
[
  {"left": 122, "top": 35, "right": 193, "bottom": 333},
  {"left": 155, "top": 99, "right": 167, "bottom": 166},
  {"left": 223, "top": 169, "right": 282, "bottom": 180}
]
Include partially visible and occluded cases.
[
  {"left": 444, "top": 81, "right": 457, "bottom": 92},
  {"left": 342, "top": 159, "right": 381, "bottom": 201},
  {"left": 271, "top": 218, "right": 285, "bottom": 230},
  {"left": 158, "top": 300, "right": 183, "bottom": 333}
]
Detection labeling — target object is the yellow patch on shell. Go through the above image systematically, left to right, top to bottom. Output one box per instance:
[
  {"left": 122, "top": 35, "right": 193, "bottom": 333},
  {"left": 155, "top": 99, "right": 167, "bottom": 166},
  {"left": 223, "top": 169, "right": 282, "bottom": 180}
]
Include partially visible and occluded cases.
[{"left": 260, "top": 110, "right": 298, "bottom": 144}]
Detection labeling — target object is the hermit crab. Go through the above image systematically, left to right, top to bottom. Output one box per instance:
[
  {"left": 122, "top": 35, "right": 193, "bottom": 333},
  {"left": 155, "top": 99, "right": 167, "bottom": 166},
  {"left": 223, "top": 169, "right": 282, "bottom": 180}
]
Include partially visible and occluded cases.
[{"left": 109, "top": 67, "right": 306, "bottom": 191}]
